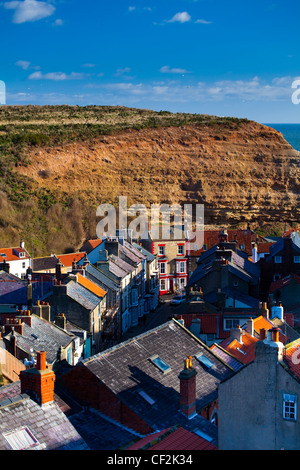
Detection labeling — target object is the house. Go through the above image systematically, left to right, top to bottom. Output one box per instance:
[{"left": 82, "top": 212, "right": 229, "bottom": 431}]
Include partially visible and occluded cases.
[
  {"left": 188, "top": 228, "right": 268, "bottom": 273},
  {"left": 187, "top": 230, "right": 261, "bottom": 301},
  {"left": 141, "top": 231, "right": 188, "bottom": 295},
  {"left": 260, "top": 235, "right": 300, "bottom": 300},
  {"left": 0, "top": 240, "right": 31, "bottom": 279},
  {"left": 132, "top": 242, "right": 159, "bottom": 311},
  {"left": 32, "top": 252, "right": 86, "bottom": 274},
  {"left": 0, "top": 270, "right": 53, "bottom": 310},
  {"left": 47, "top": 273, "right": 107, "bottom": 355},
  {"left": 268, "top": 274, "right": 300, "bottom": 313},
  {"left": 1, "top": 307, "right": 82, "bottom": 368},
  {"left": 59, "top": 319, "right": 236, "bottom": 440},
  {"left": 218, "top": 327, "right": 300, "bottom": 450},
  {"left": 0, "top": 346, "right": 26, "bottom": 384},
  {"left": 0, "top": 351, "right": 88, "bottom": 450}
]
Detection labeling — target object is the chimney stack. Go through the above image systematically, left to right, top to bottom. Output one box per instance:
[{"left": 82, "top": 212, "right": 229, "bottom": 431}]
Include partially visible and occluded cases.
[
  {"left": 259, "top": 302, "right": 269, "bottom": 319},
  {"left": 55, "top": 313, "right": 66, "bottom": 330},
  {"left": 246, "top": 318, "right": 254, "bottom": 336},
  {"left": 230, "top": 325, "right": 243, "bottom": 343},
  {"left": 20, "top": 351, "right": 55, "bottom": 406},
  {"left": 178, "top": 356, "right": 197, "bottom": 419}
]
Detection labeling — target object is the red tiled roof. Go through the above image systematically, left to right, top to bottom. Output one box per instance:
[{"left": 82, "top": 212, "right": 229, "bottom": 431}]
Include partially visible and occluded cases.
[
  {"left": 283, "top": 228, "right": 300, "bottom": 237},
  {"left": 189, "top": 229, "right": 266, "bottom": 256},
  {"left": 86, "top": 239, "right": 102, "bottom": 250},
  {"left": 256, "top": 242, "right": 274, "bottom": 254},
  {"left": 0, "top": 247, "right": 30, "bottom": 262},
  {"left": 57, "top": 252, "right": 86, "bottom": 267},
  {"left": 76, "top": 273, "right": 106, "bottom": 298},
  {"left": 269, "top": 274, "right": 300, "bottom": 293},
  {"left": 218, "top": 315, "right": 288, "bottom": 364},
  {"left": 284, "top": 340, "right": 300, "bottom": 379},
  {"left": 127, "top": 427, "right": 217, "bottom": 451}
]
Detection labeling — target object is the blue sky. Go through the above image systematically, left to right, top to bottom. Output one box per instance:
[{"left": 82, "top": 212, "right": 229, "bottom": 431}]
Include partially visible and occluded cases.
[{"left": 1, "top": 0, "right": 300, "bottom": 122}]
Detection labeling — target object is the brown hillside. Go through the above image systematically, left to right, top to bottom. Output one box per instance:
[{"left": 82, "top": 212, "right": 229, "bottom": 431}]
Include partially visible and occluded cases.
[{"left": 14, "top": 120, "right": 300, "bottom": 226}]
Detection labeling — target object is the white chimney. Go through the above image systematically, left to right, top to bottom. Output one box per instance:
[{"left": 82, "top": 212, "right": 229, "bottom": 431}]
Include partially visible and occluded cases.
[
  {"left": 20, "top": 239, "right": 25, "bottom": 249},
  {"left": 252, "top": 243, "right": 258, "bottom": 263},
  {"left": 271, "top": 303, "right": 284, "bottom": 321},
  {"left": 230, "top": 325, "right": 243, "bottom": 343}
]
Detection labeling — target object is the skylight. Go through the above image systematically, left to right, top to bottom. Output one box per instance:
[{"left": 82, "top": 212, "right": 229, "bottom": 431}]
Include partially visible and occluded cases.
[
  {"left": 194, "top": 353, "right": 214, "bottom": 370},
  {"left": 149, "top": 355, "right": 171, "bottom": 373},
  {"left": 137, "top": 390, "right": 156, "bottom": 406},
  {"left": 3, "top": 427, "right": 39, "bottom": 450}
]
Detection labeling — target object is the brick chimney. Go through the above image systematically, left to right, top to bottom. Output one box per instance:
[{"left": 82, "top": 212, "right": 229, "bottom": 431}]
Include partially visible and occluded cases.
[
  {"left": 55, "top": 313, "right": 66, "bottom": 330},
  {"left": 4, "top": 318, "right": 23, "bottom": 336},
  {"left": 20, "top": 351, "right": 55, "bottom": 406},
  {"left": 178, "top": 356, "right": 197, "bottom": 419}
]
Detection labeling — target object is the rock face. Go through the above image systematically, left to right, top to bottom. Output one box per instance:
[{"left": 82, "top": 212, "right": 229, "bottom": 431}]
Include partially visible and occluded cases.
[{"left": 15, "top": 120, "right": 300, "bottom": 226}]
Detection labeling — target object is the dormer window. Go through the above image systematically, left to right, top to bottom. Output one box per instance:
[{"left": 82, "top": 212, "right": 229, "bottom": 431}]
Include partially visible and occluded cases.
[{"left": 19, "top": 252, "right": 25, "bottom": 258}]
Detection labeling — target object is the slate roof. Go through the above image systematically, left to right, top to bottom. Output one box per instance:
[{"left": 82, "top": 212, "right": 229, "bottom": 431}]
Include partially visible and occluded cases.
[
  {"left": 132, "top": 242, "right": 156, "bottom": 262},
  {"left": 110, "top": 254, "right": 136, "bottom": 274},
  {"left": 85, "top": 264, "right": 119, "bottom": 292},
  {"left": 0, "top": 273, "right": 53, "bottom": 305},
  {"left": 65, "top": 280, "right": 102, "bottom": 310},
  {"left": 204, "top": 287, "right": 260, "bottom": 309},
  {"left": 5, "top": 314, "right": 74, "bottom": 364},
  {"left": 80, "top": 320, "right": 234, "bottom": 440},
  {"left": 210, "top": 344, "right": 244, "bottom": 372},
  {"left": 0, "top": 388, "right": 88, "bottom": 450}
]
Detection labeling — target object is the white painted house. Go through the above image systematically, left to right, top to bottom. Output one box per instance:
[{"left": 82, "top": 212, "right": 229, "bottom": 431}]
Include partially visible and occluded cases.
[{"left": 0, "top": 239, "right": 31, "bottom": 279}]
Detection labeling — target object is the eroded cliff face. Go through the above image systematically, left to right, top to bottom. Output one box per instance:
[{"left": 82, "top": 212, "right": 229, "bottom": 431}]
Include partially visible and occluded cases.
[{"left": 15, "top": 120, "right": 300, "bottom": 226}]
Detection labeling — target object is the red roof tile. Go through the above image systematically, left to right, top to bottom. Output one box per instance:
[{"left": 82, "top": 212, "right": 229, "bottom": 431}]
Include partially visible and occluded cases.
[
  {"left": 0, "top": 247, "right": 29, "bottom": 262},
  {"left": 57, "top": 252, "right": 86, "bottom": 267},
  {"left": 127, "top": 427, "right": 217, "bottom": 451}
]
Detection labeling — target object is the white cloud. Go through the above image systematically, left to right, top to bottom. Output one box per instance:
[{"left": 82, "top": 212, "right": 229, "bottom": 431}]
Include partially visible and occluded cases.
[
  {"left": 4, "top": 0, "right": 55, "bottom": 24},
  {"left": 128, "top": 6, "right": 136, "bottom": 12},
  {"left": 168, "top": 12, "right": 191, "bottom": 23},
  {"left": 53, "top": 18, "right": 63, "bottom": 26},
  {"left": 195, "top": 19, "right": 212, "bottom": 24},
  {"left": 15, "top": 60, "right": 31, "bottom": 70},
  {"left": 160, "top": 65, "right": 190, "bottom": 74},
  {"left": 28, "top": 71, "right": 87, "bottom": 81}
]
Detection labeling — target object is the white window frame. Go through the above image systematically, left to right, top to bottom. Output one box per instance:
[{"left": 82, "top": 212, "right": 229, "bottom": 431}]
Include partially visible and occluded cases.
[
  {"left": 177, "top": 244, "right": 184, "bottom": 255},
  {"left": 158, "top": 245, "right": 165, "bottom": 256},
  {"left": 275, "top": 256, "right": 282, "bottom": 263},
  {"left": 179, "top": 261, "right": 186, "bottom": 273},
  {"left": 160, "top": 262, "right": 166, "bottom": 274},
  {"left": 179, "top": 278, "right": 186, "bottom": 288},
  {"left": 160, "top": 279, "right": 166, "bottom": 291},
  {"left": 224, "top": 319, "right": 240, "bottom": 330},
  {"left": 283, "top": 394, "right": 297, "bottom": 421}
]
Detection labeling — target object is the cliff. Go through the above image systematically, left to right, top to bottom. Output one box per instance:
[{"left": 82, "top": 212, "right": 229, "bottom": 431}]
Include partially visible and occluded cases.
[{"left": 0, "top": 106, "right": 299, "bottom": 254}]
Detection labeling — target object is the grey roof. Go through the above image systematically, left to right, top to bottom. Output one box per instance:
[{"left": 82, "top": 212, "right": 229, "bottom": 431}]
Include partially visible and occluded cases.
[
  {"left": 123, "top": 240, "right": 147, "bottom": 261},
  {"left": 119, "top": 243, "right": 143, "bottom": 266},
  {"left": 132, "top": 243, "right": 156, "bottom": 262},
  {"left": 110, "top": 254, "right": 135, "bottom": 274},
  {"left": 32, "top": 256, "right": 58, "bottom": 271},
  {"left": 85, "top": 264, "right": 119, "bottom": 292},
  {"left": 66, "top": 280, "right": 101, "bottom": 310},
  {"left": 8, "top": 315, "right": 74, "bottom": 364},
  {"left": 81, "top": 320, "right": 234, "bottom": 439},
  {"left": 210, "top": 344, "right": 244, "bottom": 372},
  {"left": 0, "top": 387, "right": 88, "bottom": 450},
  {"left": 69, "top": 408, "right": 140, "bottom": 450}
]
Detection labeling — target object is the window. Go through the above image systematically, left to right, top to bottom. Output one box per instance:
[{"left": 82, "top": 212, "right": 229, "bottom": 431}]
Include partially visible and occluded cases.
[
  {"left": 177, "top": 244, "right": 184, "bottom": 255},
  {"left": 158, "top": 245, "right": 165, "bottom": 256},
  {"left": 19, "top": 252, "right": 25, "bottom": 258},
  {"left": 275, "top": 256, "right": 282, "bottom": 263},
  {"left": 294, "top": 256, "right": 300, "bottom": 263},
  {"left": 180, "top": 261, "right": 185, "bottom": 273},
  {"left": 22, "top": 262, "right": 26, "bottom": 269},
  {"left": 160, "top": 262, "right": 166, "bottom": 274},
  {"left": 274, "top": 274, "right": 281, "bottom": 282},
  {"left": 179, "top": 278, "right": 186, "bottom": 288},
  {"left": 160, "top": 279, "right": 166, "bottom": 291},
  {"left": 233, "top": 280, "right": 239, "bottom": 287},
  {"left": 224, "top": 319, "right": 240, "bottom": 330},
  {"left": 195, "top": 353, "right": 214, "bottom": 370},
  {"left": 149, "top": 355, "right": 171, "bottom": 373},
  {"left": 137, "top": 389, "right": 155, "bottom": 406},
  {"left": 283, "top": 394, "right": 297, "bottom": 421},
  {"left": 3, "top": 427, "right": 39, "bottom": 450}
]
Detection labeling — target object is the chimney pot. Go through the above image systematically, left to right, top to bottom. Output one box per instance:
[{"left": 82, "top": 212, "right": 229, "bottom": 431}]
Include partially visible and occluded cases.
[
  {"left": 260, "top": 328, "right": 266, "bottom": 341},
  {"left": 36, "top": 351, "right": 47, "bottom": 371}
]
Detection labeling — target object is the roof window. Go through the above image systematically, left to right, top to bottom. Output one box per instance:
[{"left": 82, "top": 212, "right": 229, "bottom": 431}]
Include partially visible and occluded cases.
[
  {"left": 194, "top": 353, "right": 214, "bottom": 370},
  {"left": 149, "top": 355, "right": 171, "bottom": 373},
  {"left": 3, "top": 426, "right": 39, "bottom": 450}
]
